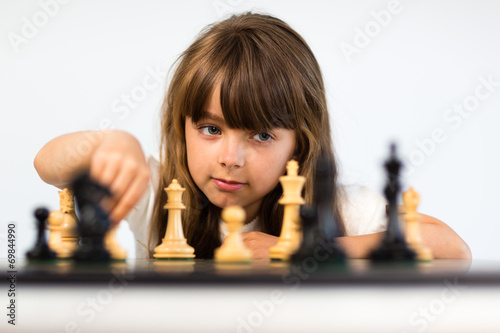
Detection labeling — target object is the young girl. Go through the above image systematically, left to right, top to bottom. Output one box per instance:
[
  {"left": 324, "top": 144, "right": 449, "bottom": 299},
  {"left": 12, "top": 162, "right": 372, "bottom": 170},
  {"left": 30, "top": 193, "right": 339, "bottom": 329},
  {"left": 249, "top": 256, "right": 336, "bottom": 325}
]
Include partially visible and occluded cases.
[{"left": 34, "top": 13, "right": 471, "bottom": 260}]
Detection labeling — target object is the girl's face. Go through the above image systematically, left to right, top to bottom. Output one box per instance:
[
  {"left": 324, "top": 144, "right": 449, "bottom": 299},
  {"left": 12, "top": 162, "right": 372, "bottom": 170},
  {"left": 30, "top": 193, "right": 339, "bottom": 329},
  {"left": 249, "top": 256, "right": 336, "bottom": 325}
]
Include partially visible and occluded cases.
[{"left": 185, "top": 86, "right": 296, "bottom": 223}]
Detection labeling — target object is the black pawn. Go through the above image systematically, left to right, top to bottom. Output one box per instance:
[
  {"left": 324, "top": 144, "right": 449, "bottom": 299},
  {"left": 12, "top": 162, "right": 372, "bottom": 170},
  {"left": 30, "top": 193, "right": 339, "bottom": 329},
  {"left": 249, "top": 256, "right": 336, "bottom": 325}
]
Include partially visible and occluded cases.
[
  {"left": 370, "top": 143, "right": 416, "bottom": 261},
  {"left": 291, "top": 156, "right": 345, "bottom": 263},
  {"left": 291, "top": 206, "right": 345, "bottom": 262},
  {"left": 291, "top": 206, "right": 318, "bottom": 260},
  {"left": 26, "top": 208, "right": 56, "bottom": 260}
]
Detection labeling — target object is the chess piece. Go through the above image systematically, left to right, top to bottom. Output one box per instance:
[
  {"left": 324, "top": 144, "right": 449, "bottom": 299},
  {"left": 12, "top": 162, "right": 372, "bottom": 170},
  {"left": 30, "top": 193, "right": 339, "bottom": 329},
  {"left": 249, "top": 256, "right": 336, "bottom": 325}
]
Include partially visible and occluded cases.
[
  {"left": 370, "top": 144, "right": 416, "bottom": 261},
  {"left": 291, "top": 156, "right": 345, "bottom": 263},
  {"left": 269, "top": 160, "right": 306, "bottom": 260},
  {"left": 71, "top": 173, "right": 111, "bottom": 262},
  {"left": 154, "top": 179, "right": 195, "bottom": 259},
  {"left": 403, "top": 187, "right": 433, "bottom": 261},
  {"left": 57, "top": 189, "right": 80, "bottom": 256},
  {"left": 214, "top": 206, "right": 252, "bottom": 262},
  {"left": 290, "top": 206, "right": 318, "bottom": 260},
  {"left": 26, "top": 208, "right": 56, "bottom": 260},
  {"left": 46, "top": 210, "right": 72, "bottom": 258},
  {"left": 105, "top": 224, "right": 127, "bottom": 260}
]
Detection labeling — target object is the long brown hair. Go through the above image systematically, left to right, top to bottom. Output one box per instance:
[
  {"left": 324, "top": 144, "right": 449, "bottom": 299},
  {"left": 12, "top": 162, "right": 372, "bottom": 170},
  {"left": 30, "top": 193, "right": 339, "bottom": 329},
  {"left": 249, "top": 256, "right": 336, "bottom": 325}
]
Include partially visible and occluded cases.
[{"left": 149, "top": 12, "right": 345, "bottom": 258}]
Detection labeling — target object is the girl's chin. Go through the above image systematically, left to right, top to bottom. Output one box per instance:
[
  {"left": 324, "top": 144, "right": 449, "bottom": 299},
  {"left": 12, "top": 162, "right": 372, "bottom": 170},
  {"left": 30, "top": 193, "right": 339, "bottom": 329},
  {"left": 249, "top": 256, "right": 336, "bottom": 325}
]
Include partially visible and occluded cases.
[
  {"left": 205, "top": 192, "right": 246, "bottom": 209},
  {"left": 210, "top": 198, "right": 243, "bottom": 209}
]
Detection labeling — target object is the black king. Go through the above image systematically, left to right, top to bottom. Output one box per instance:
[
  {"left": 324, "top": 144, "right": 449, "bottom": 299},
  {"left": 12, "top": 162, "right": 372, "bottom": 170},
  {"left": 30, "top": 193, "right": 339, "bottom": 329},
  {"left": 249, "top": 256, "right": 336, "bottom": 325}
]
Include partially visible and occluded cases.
[{"left": 370, "top": 143, "right": 416, "bottom": 261}]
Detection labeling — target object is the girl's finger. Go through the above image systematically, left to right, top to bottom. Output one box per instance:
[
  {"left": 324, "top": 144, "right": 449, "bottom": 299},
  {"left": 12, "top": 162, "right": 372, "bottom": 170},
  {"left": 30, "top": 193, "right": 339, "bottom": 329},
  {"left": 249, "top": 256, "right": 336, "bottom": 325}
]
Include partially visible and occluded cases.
[
  {"left": 89, "top": 152, "right": 107, "bottom": 182},
  {"left": 98, "top": 158, "right": 121, "bottom": 188},
  {"left": 109, "top": 158, "right": 142, "bottom": 199},
  {"left": 109, "top": 171, "right": 149, "bottom": 224}
]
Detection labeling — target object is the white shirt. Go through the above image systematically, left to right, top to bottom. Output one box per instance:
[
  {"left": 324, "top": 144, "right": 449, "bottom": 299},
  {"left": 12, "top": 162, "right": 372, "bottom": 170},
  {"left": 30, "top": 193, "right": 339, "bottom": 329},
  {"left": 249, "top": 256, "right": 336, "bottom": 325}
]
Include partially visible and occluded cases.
[{"left": 126, "top": 155, "right": 387, "bottom": 258}]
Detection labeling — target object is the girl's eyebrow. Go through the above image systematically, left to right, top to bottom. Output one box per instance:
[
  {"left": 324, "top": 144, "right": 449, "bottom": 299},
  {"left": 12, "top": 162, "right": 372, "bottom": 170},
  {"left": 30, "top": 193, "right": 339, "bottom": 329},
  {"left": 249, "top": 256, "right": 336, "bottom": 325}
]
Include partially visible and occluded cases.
[{"left": 200, "top": 111, "right": 225, "bottom": 124}]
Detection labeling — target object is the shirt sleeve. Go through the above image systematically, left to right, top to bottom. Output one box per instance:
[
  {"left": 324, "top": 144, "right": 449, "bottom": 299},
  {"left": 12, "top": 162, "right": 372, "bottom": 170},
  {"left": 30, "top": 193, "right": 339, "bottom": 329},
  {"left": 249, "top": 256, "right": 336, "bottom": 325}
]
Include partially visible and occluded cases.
[
  {"left": 125, "top": 154, "right": 160, "bottom": 258},
  {"left": 339, "top": 185, "right": 387, "bottom": 236}
]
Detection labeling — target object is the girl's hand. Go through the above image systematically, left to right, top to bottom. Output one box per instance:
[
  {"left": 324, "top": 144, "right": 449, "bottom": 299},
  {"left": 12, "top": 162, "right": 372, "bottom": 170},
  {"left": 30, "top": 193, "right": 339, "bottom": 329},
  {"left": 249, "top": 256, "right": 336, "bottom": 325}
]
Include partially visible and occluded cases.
[
  {"left": 35, "top": 130, "right": 149, "bottom": 225},
  {"left": 89, "top": 130, "right": 150, "bottom": 225},
  {"left": 240, "top": 231, "right": 279, "bottom": 259}
]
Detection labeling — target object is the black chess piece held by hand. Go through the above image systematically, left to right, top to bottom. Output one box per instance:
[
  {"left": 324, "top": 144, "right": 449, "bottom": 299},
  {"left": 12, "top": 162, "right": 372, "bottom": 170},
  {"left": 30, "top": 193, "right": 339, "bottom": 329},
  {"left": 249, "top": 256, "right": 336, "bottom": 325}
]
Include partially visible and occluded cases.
[
  {"left": 71, "top": 173, "right": 111, "bottom": 262},
  {"left": 26, "top": 208, "right": 56, "bottom": 260}
]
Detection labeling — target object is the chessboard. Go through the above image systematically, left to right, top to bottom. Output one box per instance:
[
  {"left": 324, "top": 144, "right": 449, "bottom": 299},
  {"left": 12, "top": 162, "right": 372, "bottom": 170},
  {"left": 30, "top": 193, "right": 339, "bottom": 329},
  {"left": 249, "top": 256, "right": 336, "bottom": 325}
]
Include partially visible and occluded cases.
[
  {"left": 11, "top": 145, "right": 499, "bottom": 332},
  {"left": 11, "top": 257, "right": 496, "bottom": 285},
  {"left": 4, "top": 258, "right": 500, "bottom": 333}
]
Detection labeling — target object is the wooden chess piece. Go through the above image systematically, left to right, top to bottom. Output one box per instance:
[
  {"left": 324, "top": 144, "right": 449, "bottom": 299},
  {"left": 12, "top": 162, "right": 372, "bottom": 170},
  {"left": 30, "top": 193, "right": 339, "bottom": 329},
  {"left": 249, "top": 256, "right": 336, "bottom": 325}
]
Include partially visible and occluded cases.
[
  {"left": 370, "top": 143, "right": 416, "bottom": 262},
  {"left": 291, "top": 155, "right": 345, "bottom": 263},
  {"left": 269, "top": 160, "right": 306, "bottom": 261},
  {"left": 71, "top": 173, "right": 111, "bottom": 262},
  {"left": 154, "top": 179, "right": 195, "bottom": 259},
  {"left": 403, "top": 187, "right": 433, "bottom": 261},
  {"left": 58, "top": 189, "right": 80, "bottom": 255},
  {"left": 214, "top": 206, "right": 252, "bottom": 262},
  {"left": 26, "top": 208, "right": 56, "bottom": 260},
  {"left": 46, "top": 210, "right": 73, "bottom": 258},
  {"left": 47, "top": 211, "right": 63, "bottom": 252},
  {"left": 105, "top": 224, "right": 127, "bottom": 260}
]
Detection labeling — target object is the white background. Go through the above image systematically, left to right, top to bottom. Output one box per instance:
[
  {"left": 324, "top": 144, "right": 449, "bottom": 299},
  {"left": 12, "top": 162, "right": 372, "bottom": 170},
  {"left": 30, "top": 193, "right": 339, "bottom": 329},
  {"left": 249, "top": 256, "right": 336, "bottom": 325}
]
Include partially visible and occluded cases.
[{"left": 1, "top": 0, "right": 499, "bottom": 260}]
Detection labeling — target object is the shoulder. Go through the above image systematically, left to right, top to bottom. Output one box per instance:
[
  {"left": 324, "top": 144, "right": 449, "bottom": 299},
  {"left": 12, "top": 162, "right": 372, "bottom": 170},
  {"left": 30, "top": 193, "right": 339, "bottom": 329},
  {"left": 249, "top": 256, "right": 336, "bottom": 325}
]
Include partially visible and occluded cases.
[{"left": 338, "top": 184, "right": 387, "bottom": 236}]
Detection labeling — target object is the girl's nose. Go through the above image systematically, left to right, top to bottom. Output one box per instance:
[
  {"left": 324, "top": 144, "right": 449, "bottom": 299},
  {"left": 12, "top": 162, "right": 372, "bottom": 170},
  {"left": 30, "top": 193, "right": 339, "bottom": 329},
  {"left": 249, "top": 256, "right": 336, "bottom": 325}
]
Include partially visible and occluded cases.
[{"left": 218, "top": 136, "right": 245, "bottom": 169}]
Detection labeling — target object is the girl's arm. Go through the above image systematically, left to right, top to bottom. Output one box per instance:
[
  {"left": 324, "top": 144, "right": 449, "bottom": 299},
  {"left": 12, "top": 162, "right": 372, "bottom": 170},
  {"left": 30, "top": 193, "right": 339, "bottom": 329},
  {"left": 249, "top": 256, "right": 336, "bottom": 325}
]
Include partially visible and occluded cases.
[
  {"left": 34, "top": 130, "right": 150, "bottom": 223},
  {"left": 241, "top": 213, "right": 471, "bottom": 259},
  {"left": 336, "top": 213, "right": 472, "bottom": 259}
]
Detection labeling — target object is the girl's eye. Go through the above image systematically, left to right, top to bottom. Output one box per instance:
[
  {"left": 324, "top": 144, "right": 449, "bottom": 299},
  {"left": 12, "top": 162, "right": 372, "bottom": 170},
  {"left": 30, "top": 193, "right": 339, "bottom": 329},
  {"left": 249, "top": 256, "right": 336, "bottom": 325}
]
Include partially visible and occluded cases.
[
  {"left": 200, "top": 126, "right": 221, "bottom": 135},
  {"left": 253, "top": 133, "right": 272, "bottom": 142}
]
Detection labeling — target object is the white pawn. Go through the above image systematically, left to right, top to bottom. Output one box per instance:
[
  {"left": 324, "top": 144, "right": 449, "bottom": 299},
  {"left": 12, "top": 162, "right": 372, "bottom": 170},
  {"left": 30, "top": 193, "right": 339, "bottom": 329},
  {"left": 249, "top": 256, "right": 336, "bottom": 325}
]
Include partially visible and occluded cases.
[
  {"left": 403, "top": 187, "right": 433, "bottom": 261},
  {"left": 58, "top": 189, "right": 79, "bottom": 254},
  {"left": 215, "top": 206, "right": 252, "bottom": 262},
  {"left": 47, "top": 211, "right": 64, "bottom": 255},
  {"left": 105, "top": 225, "right": 127, "bottom": 260}
]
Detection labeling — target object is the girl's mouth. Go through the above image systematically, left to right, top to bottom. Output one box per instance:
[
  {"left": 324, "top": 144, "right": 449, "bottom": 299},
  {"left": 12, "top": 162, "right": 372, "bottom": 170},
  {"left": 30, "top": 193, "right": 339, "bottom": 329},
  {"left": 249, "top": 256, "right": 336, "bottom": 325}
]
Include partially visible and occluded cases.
[{"left": 212, "top": 178, "right": 246, "bottom": 191}]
